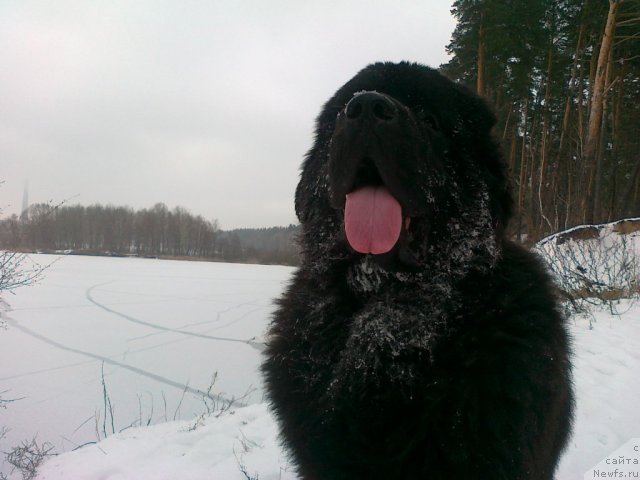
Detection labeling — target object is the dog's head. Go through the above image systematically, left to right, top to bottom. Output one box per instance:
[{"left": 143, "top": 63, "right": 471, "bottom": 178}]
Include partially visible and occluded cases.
[{"left": 295, "top": 62, "right": 512, "bottom": 274}]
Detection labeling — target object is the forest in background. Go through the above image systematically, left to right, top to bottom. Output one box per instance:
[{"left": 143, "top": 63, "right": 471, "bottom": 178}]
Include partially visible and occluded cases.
[
  {"left": 2, "top": 0, "right": 639, "bottom": 263},
  {"left": 442, "top": 0, "right": 640, "bottom": 242},
  {"left": 0, "top": 203, "right": 300, "bottom": 265}
]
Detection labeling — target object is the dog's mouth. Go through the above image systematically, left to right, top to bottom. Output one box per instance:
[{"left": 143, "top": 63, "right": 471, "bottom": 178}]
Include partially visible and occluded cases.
[
  {"left": 328, "top": 91, "right": 429, "bottom": 257},
  {"left": 341, "top": 159, "right": 413, "bottom": 255},
  {"left": 344, "top": 185, "right": 411, "bottom": 255}
]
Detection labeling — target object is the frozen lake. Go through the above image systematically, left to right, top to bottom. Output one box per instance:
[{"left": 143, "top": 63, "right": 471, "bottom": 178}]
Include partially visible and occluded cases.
[
  {"left": 3, "top": 253, "right": 640, "bottom": 479},
  {"left": 0, "top": 254, "right": 293, "bottom": 456}
]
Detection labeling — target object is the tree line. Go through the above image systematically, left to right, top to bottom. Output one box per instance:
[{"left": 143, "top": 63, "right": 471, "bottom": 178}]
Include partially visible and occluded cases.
[
  {"left": 442, "top": 0, "right": 640, "bottom": 242},
  {"left": 0, "top": 203, "right": 300, "bottom": 265},
  {"left": 221, "top": 226, "right": 300, "bottom": 265}
]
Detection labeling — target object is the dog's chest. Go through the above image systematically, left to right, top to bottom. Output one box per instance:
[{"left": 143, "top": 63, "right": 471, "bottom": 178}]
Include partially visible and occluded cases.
[{"left": 298, "top": 279, "right": 461, "bottom": 403}]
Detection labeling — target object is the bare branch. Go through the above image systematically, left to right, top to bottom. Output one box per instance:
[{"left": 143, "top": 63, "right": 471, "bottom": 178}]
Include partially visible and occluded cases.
[{"left": 5, "top": 437, "right": 56, "bottom": 480}]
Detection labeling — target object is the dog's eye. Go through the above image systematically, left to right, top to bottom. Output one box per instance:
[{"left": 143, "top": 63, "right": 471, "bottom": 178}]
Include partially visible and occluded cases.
[{"left": 417, "top": 110, "right": 440, "bottom": 131}]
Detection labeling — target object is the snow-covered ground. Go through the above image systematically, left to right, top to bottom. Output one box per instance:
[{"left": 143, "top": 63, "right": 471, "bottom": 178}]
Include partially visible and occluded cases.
[
  {"left": 1, "top": 254, "right": 639, "bottom": 479},
  {"left": 0, "top": 255, "right": 292, "bottom": 477}
]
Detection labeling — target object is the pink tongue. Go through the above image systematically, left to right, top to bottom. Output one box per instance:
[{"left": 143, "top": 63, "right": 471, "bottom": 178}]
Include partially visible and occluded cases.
[{"left": 344, "top": 186, "right": 402, "bottom": 254}]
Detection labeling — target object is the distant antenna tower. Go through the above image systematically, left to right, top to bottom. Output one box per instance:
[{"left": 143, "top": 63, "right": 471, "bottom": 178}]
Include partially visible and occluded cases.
[{"left": 20, "top": 180, "right": 29, "bottom": 221}]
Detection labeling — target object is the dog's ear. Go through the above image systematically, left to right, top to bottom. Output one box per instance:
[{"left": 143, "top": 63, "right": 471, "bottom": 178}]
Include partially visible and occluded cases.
[
  {"left": 449, "top": 88, "right": 513, "bottom": 233},
  {"left": 469, "top": 98, "right": 513, "bottom": 233},
  {"left": 295, "top": 112, "right": 337, "bottom": 224},
  {"left": 294, "top": 145, "right": 327, "bottom": 224},
  {"left": 485, "top": 146, "right": 514, "bottom": 234},
  {"left": 294, "top": 163, "right": 312, "bottom": 223}
]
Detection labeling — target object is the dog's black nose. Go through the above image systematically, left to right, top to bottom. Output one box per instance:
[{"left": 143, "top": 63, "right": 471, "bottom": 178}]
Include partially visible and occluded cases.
[{"left": 345, "top": 92, "right": 397, "bottom": 122}]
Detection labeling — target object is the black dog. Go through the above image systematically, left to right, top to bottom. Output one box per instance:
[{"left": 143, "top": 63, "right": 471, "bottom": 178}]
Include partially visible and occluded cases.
[{"left": 262, "top": 62, "right": 573, "bottom": 479}]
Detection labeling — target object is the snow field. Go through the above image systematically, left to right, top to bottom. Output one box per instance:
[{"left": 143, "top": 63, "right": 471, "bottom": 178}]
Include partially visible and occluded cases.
[
  {"left": 0, "top": 254, "right": 639, "bottom": 479},
  {"left": 0, "top": 255, "right": 292, "bottom": 476}
]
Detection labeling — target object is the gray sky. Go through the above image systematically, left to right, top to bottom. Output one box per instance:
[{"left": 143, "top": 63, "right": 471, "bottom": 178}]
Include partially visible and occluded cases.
[{"left": 0, "top": 1, "right": 456, "bottom": 229}]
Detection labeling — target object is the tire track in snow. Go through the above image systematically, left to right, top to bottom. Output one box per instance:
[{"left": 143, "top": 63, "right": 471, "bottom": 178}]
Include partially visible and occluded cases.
[
  {"left": 86, "top": 283, "right": 265, "bottom": 352},
  {"left": 127, "top": 303, "right": 263, "bottom": 342},
  {"left": 2, "top": 315, "right": 245, "bottom": 406},
  {"left": 1, "top": 319, "right": 248, "bottom": 382},
  {"left": 0, "top": 327, "right": 211, "bottom": 382},
  {"left": 0, "top": 357, "right": 94, "bottom": 381}
]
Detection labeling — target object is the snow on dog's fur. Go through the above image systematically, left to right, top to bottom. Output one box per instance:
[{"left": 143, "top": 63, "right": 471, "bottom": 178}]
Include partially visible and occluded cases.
[{"left": 262, "top": 62, "right": 573, "bottom": 480}]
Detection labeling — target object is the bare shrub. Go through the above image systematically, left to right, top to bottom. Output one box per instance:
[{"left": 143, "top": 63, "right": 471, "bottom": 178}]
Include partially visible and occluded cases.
[
  {"left": 536, "top": 226, "right": 639, "bottom": 319},
  {"left": 0, "top": 252, "right": 48, "bottom": 293},
  {"left": 0, "top": 252, "right": 52, "bottom": 331},
  {"left": 185, "top": 372, "right": 245, "bottom": 432},
  {"left": 234, "top": 430, "right": 262, "bottom": 480},
  {"left": 4, "top": 438, "right": 55, "bottom": 480},
  {"left": 236, "top": 457, "right": 260, "bottom": 480}
]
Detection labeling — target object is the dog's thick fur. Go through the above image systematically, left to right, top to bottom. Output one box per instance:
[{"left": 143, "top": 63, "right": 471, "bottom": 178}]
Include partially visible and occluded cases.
[{"left": 262, "top": 62, "right": 573, "bottom": 479}]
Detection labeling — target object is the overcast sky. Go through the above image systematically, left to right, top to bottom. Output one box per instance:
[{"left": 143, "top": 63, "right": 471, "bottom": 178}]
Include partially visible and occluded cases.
[{"left": 0, "top": 1, "right": 456, "bottom": 229}]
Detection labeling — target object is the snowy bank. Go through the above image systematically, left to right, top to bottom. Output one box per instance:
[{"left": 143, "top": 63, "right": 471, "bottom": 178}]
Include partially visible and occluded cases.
[
  {"left": 535, "top": 218, "right": 640, "bottom": 305},
  {"left": 30, "top": 302, "right": 640, "bottom": 480},
  {"left": 33, "top": 403, "right": 295, "bottom": 480}
]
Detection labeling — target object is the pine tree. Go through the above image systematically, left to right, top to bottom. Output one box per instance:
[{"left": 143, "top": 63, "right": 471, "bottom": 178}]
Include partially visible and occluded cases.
[{"left": 442, "top": 0, "right": 640, "bottom": 241}]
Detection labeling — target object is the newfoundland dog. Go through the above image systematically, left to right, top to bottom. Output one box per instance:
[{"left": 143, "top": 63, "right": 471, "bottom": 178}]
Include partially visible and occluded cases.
[{"left": 262, "top": 62, "right": 573, "bottom": 479}]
